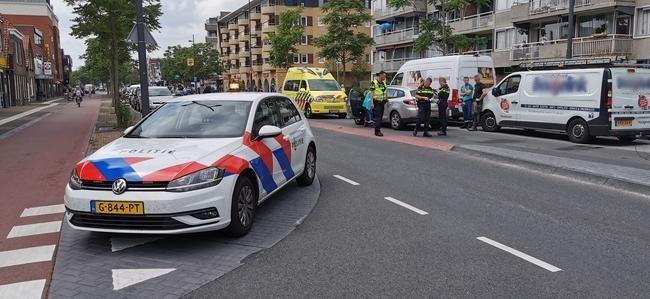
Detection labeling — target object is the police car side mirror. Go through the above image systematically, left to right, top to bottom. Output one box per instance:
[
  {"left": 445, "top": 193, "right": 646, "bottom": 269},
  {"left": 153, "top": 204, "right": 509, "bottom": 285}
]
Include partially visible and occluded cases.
[
  {"left": 299, "top": 88, "right": 306, "bottom": 92},
  {"left": 491, "top": 89, "right": 500, "bottom": 97},
  {"left": 257, "top": 125, "right": 282, "bottom": 139},
  {"left": 123, "top": 126, "right": 134, "bottom": 136}
]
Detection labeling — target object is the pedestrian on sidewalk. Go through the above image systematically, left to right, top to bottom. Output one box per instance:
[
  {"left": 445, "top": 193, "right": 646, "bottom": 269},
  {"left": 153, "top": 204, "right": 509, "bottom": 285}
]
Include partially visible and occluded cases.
[
  {"left": 371, "top": 71, "right": 388, "bottom": 137},
  {"left": 469, "top": 74, "right": 487, "bottom": 131},
  {"left": 413, "top": 77, "right": 435, "bottom": 137},
  {"left": 460, "top": 77, "right": 474, "bottom": 129},
  {"left": 437, "top": 78, "right": 451, "bottom": 136},
  {"left": 362, "top": 89, "right": 374, "bottom": 127}
]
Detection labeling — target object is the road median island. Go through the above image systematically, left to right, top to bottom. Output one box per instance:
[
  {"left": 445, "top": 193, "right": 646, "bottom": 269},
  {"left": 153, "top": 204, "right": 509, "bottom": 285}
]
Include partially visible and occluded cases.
[{"left": 455, "top": 144, "right": 650, "bottom": 195}]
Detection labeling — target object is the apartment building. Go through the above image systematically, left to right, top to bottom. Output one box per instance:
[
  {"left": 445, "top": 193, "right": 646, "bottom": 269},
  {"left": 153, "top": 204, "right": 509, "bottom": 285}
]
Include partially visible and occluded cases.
[
  {"left": 209, "top": 0, "right": 371, "bottom": 92},
  {"left": 372, "top": 0, "right": 650, "bottom": 78},
  {"left": 205, "top": 12, "right": 231, "bottom": 49}
]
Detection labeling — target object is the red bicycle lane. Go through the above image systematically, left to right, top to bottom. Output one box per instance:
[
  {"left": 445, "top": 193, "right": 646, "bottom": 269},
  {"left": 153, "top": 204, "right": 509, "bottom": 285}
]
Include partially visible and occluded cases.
[{"left": 0, "top": 97, "right": 100, "bottom": 296}]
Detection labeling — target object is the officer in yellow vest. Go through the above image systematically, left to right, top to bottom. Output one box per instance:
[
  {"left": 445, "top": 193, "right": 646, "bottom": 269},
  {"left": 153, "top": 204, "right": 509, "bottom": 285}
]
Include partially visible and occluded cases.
[
  {"left": 370, "top": 71, "right": 388, "bottom": 137},
  {"left": 413, "top": 77, "right": 435, "bottom": 137}
]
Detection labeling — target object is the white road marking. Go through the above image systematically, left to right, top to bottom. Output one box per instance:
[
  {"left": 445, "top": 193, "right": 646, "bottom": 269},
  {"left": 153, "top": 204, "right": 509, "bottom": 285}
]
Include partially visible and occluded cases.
[
  {"left": 0, "top": 103, "right": 58, "bottom": 126},
  {"left": 333, "top": 175, "right": 360, "bottom": 186},
  {"left": 384, "top": 197, "right": 429, "bottom": 215},
  {"left": 20, "top": 204, "right": 66, "bottom": 217},
  {"left": 7, "top": 221, "right": 62, "bottom": 238},
  {"left": 110, "top": 237, "right": 162, "bottom": 252},
  {"left": 477, "top": 237, "right": 562, "bottom": 272},
  {"left": 0, "top": 245, "right": 56, "bottom": 268},
  {"left": 112, "top": 268, "right": 175, "bottom": 290},
  {"left": 0, "top": 279, "right": 46, "bottom": 299}
]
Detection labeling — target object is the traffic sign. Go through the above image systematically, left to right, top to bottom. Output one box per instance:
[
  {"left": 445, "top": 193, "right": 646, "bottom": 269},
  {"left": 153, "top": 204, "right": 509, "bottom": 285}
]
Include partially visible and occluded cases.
[
  {"left": 126, "top": 25, "right": 158, "bottom": 47},
  {"left": 187, "top": 58, "right": 195, "bottom": 66}
]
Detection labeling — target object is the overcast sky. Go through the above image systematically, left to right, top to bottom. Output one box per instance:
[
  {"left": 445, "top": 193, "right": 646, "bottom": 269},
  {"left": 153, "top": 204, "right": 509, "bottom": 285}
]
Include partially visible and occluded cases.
[{"left": 52, "top": 0, "right": 246, "bottom": 70}]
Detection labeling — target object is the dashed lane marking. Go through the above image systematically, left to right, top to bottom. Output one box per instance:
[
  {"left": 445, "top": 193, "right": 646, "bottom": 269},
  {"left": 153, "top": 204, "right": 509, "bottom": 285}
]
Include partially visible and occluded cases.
[
  {"left": 0, "top": 103, "right": 59, "bottom": 127},
  {"left": 333, "top": 175, "right": 360, "bottom": 186},
  {"left": 384, "top": 197, "right": 429, "bottom": 215},
  {"left": 20, "top": 204, "right": 66, "bottom": 217},
  {"left": 7, "top": 221, "right": 62, "bottom": 238},
  {"left": 477, "top": 236, "right": 562, "bottom": 272},
  {"left": 0, "top": 245, "right": 56, "bottom": 268},
  {"left": 112, "top": 268, "right": 175, "bottom": 290},
  {"left": 0, "top": 279, "right": 45, "bottom": 299}
]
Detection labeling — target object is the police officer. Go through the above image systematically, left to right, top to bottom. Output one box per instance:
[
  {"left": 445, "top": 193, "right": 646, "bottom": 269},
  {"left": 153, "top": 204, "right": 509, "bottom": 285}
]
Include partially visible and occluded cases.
[
  {"left": 370, "top": 71, "right": 388, "bottom": 137},
  {"left": 413, "top": 77, "right": 435, "bottom": 137},
  {"left": 437, "top": 77, "right": 451, "bottom": 136}
]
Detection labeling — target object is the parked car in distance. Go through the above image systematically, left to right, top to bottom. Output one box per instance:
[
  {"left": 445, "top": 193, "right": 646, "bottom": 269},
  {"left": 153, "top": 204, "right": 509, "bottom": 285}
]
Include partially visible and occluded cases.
[
  {"left": 381, "top": 86, "right": 439, "bottom": 130},
  {"left": 147, "top": 87, "right": 175, "bottom": 110}
]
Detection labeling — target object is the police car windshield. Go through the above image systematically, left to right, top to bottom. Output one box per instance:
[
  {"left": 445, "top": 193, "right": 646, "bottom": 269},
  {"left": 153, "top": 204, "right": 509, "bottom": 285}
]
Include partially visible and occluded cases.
[
  {"left": 308, "top": 80, "right": 340, "bottom": 91},
  {"left": 125, "top": 101, "right": 252, "bottom": 138}
]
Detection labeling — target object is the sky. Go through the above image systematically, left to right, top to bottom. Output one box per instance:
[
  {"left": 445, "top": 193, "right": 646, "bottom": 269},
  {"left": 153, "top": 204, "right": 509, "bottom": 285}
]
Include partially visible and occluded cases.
[{"left": 52, "top": 0, "right": 247, "bottom": 70}]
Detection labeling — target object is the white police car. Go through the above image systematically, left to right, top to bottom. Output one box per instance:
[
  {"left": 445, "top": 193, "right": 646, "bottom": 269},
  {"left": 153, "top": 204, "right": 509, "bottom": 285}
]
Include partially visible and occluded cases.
[{"left": 65, "top": 93, "right": 316, "bottom": 236}]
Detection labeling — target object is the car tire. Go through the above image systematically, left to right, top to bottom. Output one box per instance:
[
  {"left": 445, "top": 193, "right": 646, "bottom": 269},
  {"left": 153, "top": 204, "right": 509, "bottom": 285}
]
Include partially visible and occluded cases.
[
  {"left": 304, "top": 105, "right": 313, "bottom": 119},
  {"left": 390, "top": 111, "right": 404, "bottom": 130},
  {"left": 480, "top": 112, "right": 500, "bottom": 132},
  {"left": 338, "top": 113, "right": 347, "bottom": 119},
  {"left": 567, "top": 118, "right": 593, "bottom": 144},
  {"left": 617, "top": 136, "right": 637, "bottom": 143},
  {"left": 296, "top": 145, "right": 316, "bottom": 186},
  {"left": 224, "top": 176, "right": 257, "bottom": 237}
]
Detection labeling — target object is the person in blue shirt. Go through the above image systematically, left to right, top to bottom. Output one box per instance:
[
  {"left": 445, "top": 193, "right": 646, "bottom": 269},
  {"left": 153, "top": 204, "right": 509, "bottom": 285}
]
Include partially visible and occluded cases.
[{"left": 460, "top": 76, "right": 474, "bottom": 129}]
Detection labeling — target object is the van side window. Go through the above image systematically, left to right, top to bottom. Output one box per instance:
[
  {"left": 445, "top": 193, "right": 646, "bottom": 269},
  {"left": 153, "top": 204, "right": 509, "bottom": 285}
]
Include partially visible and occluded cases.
[
  {"left": 392, "top": 73, "right": 404, "bottom": 86},
  {"left": 497, "top": 75, "right": 521, "bottom": 95},
  {"left": 283, "top": 80, "right": 300, "bottom": 92},
  {"left": 300, "top": 80, "right": 307, "bottom": 91}
]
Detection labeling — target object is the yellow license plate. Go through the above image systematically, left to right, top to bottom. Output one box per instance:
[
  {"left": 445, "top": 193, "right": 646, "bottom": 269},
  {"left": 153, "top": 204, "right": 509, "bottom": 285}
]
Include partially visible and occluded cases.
[
  {"left": 329, "top": 110, "right": 339, "bottom": 113},
  {"left": 615, "top": 119, "right": 633, "bottom": 127},
  {"left": 91, "top": 201, "right": 144, "bottom": 215}
]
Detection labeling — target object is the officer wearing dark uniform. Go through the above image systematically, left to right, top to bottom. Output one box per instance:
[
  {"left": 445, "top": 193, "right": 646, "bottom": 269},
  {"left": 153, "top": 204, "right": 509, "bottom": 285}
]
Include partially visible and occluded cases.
[
  {"left": 370, "top": 71, "right": 388, "bottom": 137},
  {"left": 437, "top": 77, "right": 451, "bottom": 136},
  {"left": 413, "top": 78, "right": 435, "bottom": 137}
]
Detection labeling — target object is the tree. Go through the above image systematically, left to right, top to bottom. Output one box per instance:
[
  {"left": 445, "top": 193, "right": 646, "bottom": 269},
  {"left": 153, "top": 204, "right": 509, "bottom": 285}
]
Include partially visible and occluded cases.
[
  {"left": 64, "top": 0, "right": 162, "bottom": 111},
  {"left": 314, "top": 0, "right": 374, "bottom": 85},
  {"left": 388, "top": 0, "right": 491, "bottom": 55},
  {"left": 269, "top": 8, "right": 304, "bottom": 69},
  {"left": 160, "top": 43, "right": 224, "bottom": 83}
]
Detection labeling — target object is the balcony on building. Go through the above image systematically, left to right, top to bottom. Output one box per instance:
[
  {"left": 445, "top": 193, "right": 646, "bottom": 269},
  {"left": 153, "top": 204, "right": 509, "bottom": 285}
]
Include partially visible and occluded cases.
[
  {"left": 373, "top": 0, "right": 427, "bottom": 21},
  {"left": 261, "top": 1, "right": 276, "bottom": 14},
  {"left": 446, "top": 3, "right": 495, "bottom": 35},
  {"left": 250, "top": 11, "right": 261, "bottom": 20},
  {"left": 238, "top": 14, "right": 250, "bottom": 26},
  {"left": 205, "top": 18, "right": 220, "bottom": 31},
  {"left": 262, "top": 21, "right": 277, "bottom": 34},
  {"left": 228, "top": 22, "right": 238, "bottom": 30},
  {"left": 375, "top": 26, "right": 419, "bottom": 47},
  {"left": 251, "top": 43, "right": 263, "bottom": 55},
  {"left": 240, "top": 45, "right": 251, "bottom": 57},
  {"left": 229, "top": 51, "right": 239, "bottom": 60},
  {"left": 252, "top": 59, "right": 264, "bottom": 72}
]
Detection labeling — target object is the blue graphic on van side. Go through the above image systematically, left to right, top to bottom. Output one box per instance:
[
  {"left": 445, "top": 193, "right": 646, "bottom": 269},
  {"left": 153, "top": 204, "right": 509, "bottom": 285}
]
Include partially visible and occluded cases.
[{"left": 521, "top": 104, "right": 599, "bottom": 112}]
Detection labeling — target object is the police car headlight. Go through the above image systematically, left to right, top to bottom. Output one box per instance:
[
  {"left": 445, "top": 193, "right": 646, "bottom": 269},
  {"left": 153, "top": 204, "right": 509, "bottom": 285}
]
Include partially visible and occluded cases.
[
  {"left": 167, "top": 167, "right": 225, "bottom": 192},
  {"left": 69, "top": 169, "right": 82, "bottom": 190}
]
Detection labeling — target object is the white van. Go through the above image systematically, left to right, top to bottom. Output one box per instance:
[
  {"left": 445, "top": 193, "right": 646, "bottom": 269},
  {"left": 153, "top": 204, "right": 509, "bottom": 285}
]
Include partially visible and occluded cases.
[
  {"left": 391, "top": 55, "right": 496, "bottom": 119},
  {"left": 480, "top": 68, "right": 650, "bottom": 143}
]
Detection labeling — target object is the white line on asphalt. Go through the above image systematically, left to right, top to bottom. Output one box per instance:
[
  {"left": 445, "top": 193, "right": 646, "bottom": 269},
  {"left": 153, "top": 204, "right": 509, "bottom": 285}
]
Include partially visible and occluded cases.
[
  {"left": 0, "top": 103, "right": 58, "bottom": 127},
  {"left": 333, "top": 175, "right": 360, "bottom": 186},
  {"left": 384, "top": 197, "right": 429, "bottom": 215},
  {"left": 20, "top": 204, "right": 66, "bottom": 217},
  {"left": 7, "top": 221, "right": 62, "bottom": 239},
  {"left": 477, "top": 237, "right": 562, "bottom": 272},
  {"left": 0, "top": 245, "right": 56, "bottom": 268},
  {"left": 112, "top": 268, "right": 175, "bottom": 290},
  {"left": 0, "top": 279, "right": 46, "bottom": 299}
]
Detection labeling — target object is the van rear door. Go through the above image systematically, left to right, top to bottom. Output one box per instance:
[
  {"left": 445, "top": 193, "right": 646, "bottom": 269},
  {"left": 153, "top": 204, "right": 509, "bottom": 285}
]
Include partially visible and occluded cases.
[{"left": 610, "top": 68, "right": 650, "bottom": 132}]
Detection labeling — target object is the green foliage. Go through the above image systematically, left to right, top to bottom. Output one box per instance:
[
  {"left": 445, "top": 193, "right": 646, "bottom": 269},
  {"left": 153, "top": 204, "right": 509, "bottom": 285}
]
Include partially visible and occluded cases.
[
  {"left": 64, "top": 0, "right": 162, "bottom": 108},
  {"left": 313, "top": 0, "right": 373, "bottom": 84},
  {"left": 388, "top": 0, "right": 492, "bottom": 55},
  {"left": 269, "top": 8, "right": 305, "bottom": 69},
  {"left": 160, "top": 43, "right": 224, "bottom": 83},
  {"left": 116, "top": 100, "right": 132, "bottom": 129}
]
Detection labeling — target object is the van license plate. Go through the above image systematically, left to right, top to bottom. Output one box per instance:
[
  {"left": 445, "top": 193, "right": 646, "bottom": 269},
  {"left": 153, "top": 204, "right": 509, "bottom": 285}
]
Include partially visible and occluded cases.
[
  {"left": 328, "top": 110, "right": 339, "bottom": 113},
  {"left": 615, "top": 119, "right": 633, "bottom": 127}
]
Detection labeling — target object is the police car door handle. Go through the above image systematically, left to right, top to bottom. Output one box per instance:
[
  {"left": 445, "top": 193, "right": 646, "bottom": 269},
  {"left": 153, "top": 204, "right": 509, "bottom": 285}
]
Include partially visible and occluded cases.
[
  {"left": 511, "top": 101, "right": 519, "bottom": 104},
  {"left": 624, "top": 105, "right": 633, "bottom": 109}
]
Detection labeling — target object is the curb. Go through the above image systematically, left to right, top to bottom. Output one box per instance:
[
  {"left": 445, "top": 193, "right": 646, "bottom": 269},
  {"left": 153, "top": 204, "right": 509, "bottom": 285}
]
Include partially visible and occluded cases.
[{"left": 454, "top": 146, "right": 650, "bottom": 196}]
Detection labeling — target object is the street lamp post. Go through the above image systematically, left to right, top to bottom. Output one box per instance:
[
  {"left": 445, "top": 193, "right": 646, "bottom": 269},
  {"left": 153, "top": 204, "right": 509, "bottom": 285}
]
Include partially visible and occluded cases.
[
  {"left": 136, "top": 0, "right": 150, "bottom": 116},
  {"left": 566, "top": 0, "right": 575, "bottom": 59},
  {"left": 189, "top": 35, "right": 198, "bottom": 93}
]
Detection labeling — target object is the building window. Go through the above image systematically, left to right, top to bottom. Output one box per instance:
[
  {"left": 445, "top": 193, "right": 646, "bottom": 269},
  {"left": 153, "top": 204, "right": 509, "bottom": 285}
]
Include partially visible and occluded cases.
[
  {"left": 495, "top": 0, "right": 514, "bottom": 11},
  {"left": 635, "top": 7, "right": 650, "bottom": 37},
  {"left": 577, "top": 14, "right": 614, "bottom": 37},
  {"left": 616, "top": 15, "right": 631, "bottom": 35},
  {"left": 300, "top": 16, "right": 308, "bottom": 26},
  {"left": 317, "top": 16, "right": 325, "bottom": 26},
  {"left": 495, "top": 28, "right": 516, "bottom": 51},
  {"left": 34, "top": 34, "right": 43, "bottom": 46},
  {"left": 300, "top": 35, "right": 308, "bottom": 45},
  {"left": 294, "top": 54, "right": 300, "bottom": 63},
  {"left": 301, "top": 54, "right": 308, "bottom": 64},
  {"left": 318, "top": 56, "right": 326, "bottom": 64}
]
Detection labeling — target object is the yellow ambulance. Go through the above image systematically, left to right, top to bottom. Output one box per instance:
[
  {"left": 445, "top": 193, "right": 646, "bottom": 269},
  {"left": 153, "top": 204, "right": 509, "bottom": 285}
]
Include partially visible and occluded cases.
[{"left": 281, "top": 67, "right": 347, "bottom": 118}]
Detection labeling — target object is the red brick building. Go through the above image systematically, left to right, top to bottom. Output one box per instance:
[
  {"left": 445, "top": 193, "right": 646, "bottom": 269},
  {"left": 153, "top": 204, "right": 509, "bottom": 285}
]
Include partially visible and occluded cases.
[
  {"left": 0, "top": 0, "right": 64, "bottom": 102},
  {"left": 0, "top": 14, "right": 10, "bottom": 107}
]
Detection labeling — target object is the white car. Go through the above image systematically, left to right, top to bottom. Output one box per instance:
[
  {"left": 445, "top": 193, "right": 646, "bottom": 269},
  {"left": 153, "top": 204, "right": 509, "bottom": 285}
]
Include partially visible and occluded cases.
[
  {"left": 147, "top": 86, "right": 175, "bottom": 110},
  {"left": 65, "top": 93, "right": 317, "bottom": 236}
]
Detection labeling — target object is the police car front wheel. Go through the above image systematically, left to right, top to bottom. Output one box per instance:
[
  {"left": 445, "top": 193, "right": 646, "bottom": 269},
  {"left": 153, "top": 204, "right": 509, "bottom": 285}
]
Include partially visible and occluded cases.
[
  {"left": 297, "top": 145, "right": 316, "bottom": 186},
  {"left": 224, "top": 175, "right": 258, "bottom": 237}
]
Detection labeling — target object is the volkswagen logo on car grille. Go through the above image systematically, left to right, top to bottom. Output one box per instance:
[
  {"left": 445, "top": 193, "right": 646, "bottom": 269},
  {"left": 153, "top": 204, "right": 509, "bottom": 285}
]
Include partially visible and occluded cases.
[{"left": 112, "top": 178, "right": 127, "bottom": 195}]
